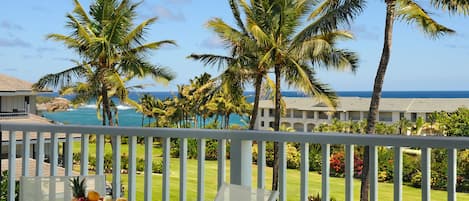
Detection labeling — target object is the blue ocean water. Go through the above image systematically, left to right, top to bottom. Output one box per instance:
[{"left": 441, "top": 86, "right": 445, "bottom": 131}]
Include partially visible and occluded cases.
[{"left": 42, "top": 91, "right": 469, "bottom": 126}]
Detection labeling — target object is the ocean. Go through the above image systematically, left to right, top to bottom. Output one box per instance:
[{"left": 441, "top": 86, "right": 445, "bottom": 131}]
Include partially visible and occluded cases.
[{"left": 41, "top": 91, "right": 469, "bottom": 127}]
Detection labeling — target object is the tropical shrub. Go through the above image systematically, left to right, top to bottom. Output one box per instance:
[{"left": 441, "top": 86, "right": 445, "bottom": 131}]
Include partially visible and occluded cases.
[
  {"left": 171, "top": 138, "right": 228, "bottom": 160},
  {"left": 205, "top": 139, "right": 219, "bottom": 160},
  {"left": 252, "top": 142, "right": 301, "bottom": 170},
  {"left": 287, "top": 144, "right": 301, "bottom": 169},
  {"left": 309, "top": 144, "right": 322, "bottom": 171},
  {"left": 328, "top": 152, "right": 363, "bottom": 178},
  {"left": 121, "top": 153, "right": 129, "bottom": 170},
  {"left": 136, "top": 158, "right": 145, "bottom": 172},
  {"left": 152, "top": 159, "right": 164, "bottom": 174},
  {"left": 0, "top": 170, "right": 19, "bottom": 201},
  {"left": 307, "top": 193, "right": 337, "bottom": 201}
]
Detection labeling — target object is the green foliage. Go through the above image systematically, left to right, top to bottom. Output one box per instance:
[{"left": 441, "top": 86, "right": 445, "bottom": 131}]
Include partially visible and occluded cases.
[
  {"left": 435, "top": 108, "right": 469, "bottom": 136},
  {"left": 170, "top": 139, "right": 226, "bottom": 161},
  {"left": 205, "top": 140, "right": 219, "bottom": 160},
  {"left": 309, "top": 144, "right": 322, "bottom": 171},
  {"left": 136, "top": 158, "right": 145, "bottom": 172},
  {"left": 152, "top": 160, "right": 163, "bottom": 174},
  {"left": 0, "top": 171, "right": 19, "bottom": 201},
  {"left": 70, "top": 177, "right": 86, "bottom": 198},
  {"left": 308, "top": 193, "right": 337, "bottom": 201}
]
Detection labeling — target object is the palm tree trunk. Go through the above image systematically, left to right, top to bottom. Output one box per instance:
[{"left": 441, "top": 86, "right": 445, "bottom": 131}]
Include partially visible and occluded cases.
[
  {"left": 360, "top": 1, "right": 395, "bottom": 201},
  {"left": 272, "top": 64, "right": 281, "bottom": 191},
  {"left": 249, "top": 74, "right": 263, "bottom": 130},
  {"left": 102, "top": 87, "right": 113, "bottom": 126}
]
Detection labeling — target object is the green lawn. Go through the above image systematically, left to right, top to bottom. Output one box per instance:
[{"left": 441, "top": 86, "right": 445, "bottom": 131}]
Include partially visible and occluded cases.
[{"left": 73, "top": 143, "right": 469, "bottom": 200}]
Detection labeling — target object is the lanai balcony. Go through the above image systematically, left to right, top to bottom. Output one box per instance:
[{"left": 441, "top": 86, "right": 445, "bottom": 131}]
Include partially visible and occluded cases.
[{"left": 1, "top": 122, "right": 468, "bottom": 201}]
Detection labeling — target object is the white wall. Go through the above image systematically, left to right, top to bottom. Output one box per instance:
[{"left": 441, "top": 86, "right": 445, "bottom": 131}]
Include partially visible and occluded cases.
[{"left": 1, "top": 96, "right": 26, "bottom": 112}]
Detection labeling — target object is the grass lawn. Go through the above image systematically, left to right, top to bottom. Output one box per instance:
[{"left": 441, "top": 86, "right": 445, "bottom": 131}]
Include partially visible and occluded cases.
[{"left": 73, "top": 143, "right": 469, "bottom": 200}]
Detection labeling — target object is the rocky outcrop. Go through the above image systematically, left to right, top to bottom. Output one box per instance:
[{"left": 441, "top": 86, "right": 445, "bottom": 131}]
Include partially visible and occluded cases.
[{"left": 37, "top": 97, "right": 71, "bottom": 112}]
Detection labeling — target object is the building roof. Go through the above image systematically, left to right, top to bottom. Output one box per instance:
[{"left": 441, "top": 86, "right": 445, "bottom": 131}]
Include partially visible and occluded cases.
[
  {"left": 0, "top": 73, "right": 34, "bottom": 92},
  {"left": 258, "top": 97, "right": 469, "bottom": 112}
]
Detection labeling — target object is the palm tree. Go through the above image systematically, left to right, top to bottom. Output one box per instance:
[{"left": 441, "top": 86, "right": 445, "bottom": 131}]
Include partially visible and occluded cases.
[
  {"left": 34, "top": 0, "right": 175, "bottom": 126},
  {"left": 189, "top": 0, "right": 268, "bottom": 130},
  {"left": 242, "top": 0, "right": 362, "bottom": 190},
  {"left": 360, "top": 0, "right": 469, "bottom": 200}
]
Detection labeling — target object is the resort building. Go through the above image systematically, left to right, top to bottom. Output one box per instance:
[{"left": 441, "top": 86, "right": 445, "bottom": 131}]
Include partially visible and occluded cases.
[
  {"left": 0, "top": 73, "right": 39, "bottom": 119},
  {"left": 0, "top": 74, "right": 71, "bottom": 176},
  {"left": 255, "top": 97, "right": 469, "bottom": 132}
]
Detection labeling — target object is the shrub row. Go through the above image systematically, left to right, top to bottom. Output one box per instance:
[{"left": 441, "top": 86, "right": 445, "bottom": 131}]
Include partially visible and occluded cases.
[{"left": 74, "top": 153, "right": 163, "bottom": 174}]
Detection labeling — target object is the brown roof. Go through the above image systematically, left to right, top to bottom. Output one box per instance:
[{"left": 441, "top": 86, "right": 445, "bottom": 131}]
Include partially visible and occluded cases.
[
  {"left": 0, "top": 73, "right": 33, "bottom": 92},
  {"left": 1, "top": 158, "right": 79, "bottom": 179}
]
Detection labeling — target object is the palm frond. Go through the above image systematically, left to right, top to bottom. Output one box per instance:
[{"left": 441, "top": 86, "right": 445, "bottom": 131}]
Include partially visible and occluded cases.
[
  {"left": 397, "top": 0, "right": 455, "bottom": 38},
  {"left": 430, "top": 0, "right": 469, "bottom": 15},
  {"left": 33, "top": 65, "right": 88, "bottom": 90}
]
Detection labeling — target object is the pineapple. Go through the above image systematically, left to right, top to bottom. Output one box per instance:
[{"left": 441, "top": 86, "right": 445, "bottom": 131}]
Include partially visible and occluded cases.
[{"left": 70, "top": 177, "right": 87, "bottom": 200}]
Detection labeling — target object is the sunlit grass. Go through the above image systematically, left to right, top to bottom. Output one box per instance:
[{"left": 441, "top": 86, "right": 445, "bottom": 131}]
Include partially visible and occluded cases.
[{"left": 73, "top": 143, "right": 469, "bottom": 200}]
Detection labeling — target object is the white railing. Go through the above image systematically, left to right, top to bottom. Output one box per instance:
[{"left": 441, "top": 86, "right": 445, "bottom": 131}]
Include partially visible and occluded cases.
[
  {"left": 0, "top": 112, "right": 28, "bottom": 120},
  {"left": 1, "top": 122, "right": 469, "bottom": 201}
]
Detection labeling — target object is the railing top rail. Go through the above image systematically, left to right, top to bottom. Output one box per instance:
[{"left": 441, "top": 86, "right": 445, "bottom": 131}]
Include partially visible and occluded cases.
[{"left": 1, "top": 122, "right": 469, "bottom": 149}]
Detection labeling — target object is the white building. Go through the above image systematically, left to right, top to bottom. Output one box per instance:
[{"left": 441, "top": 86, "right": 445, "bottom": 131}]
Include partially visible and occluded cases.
[{"left": 255, "top": 97, "right": 469, "bottom": 132}]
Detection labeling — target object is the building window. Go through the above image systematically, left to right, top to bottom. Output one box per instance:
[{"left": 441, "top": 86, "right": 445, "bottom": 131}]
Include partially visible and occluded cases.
[
  {"left": 261, "top": 109, "right": 264, "bottom": 117},
  {"left": 269, "top": 109, "right": 274, "bottom": 117},
  {"left": 286, "top": 109, "right": 292, "bottom": 118},
  {"left": 293, "top": 110, "right": 303, "bottom": 118},
  {"left": 306, "top": 111, "right": 314, "bottom": 119},
  {"left": 349, "top": 111, "right": 360, "bottom": 121},
  {"left": 318, "top": 112, "right": 328, "bottom": 120},
  {"left": 333, "top": 112, "right": 340, "bottom": 120},
  {"left": 379, "top": 112, "right": 393, "bottom": 122},
  {"left": 400, "top": 112, "right": 405, "bottom": 119},
  {"left": 411, "top": 113, "right": 417, "bottom": 122},
  {"left": 261, "top": 121, "right": 265, "bottom": 127},
  {"left": 269, "top": 121, "right": 274, "bottom": 128},
  {"left": 294, "top": 123, "right": 304, "bottom": 132},
  {"left": 307, "top": 123, "right": 315, "bottom": 132}
]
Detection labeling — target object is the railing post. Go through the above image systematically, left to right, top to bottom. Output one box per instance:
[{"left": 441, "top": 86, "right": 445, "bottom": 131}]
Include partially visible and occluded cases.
[
  {"left": 8, "top": 131, "right": 16, "bottom": 201},
  {"left": 22, "top": 132, "right": 30, "bottom": 176},
  {"left": 96, "top": 134, "right": 105, "bottom": 175},
  {"left": 112, "top": 136, "right": 122, "bottom": 199},
  {"left": 128, "top": 136, "right": 137, "bottom": 201},
  {"left": 144, "top": 136, "right": 154, "bottom": 201},
  {"left": 162, "top": 137, "right": 170, "bottom": 201},
  {"left": 218, "top": 139, "right": 227, "bottom": 190},
  {"left": 230, "top": 139, "right": 252, "bottom": 186},
  {"left": 257, "top": 141, "right": 266, "bottom": 190},
  {"left": 279, "top": 142, "right": 287, "bottom": 201},
  {"left": 300, "top": 143, "right": 309, "bottom": 201},
  {"left": 321, "top": 144, "right": 330, "bottom": 201},
  {"left": 345, "top": 144, "right": 354, "bottom": 201},
  {"left": 370, "top": 145, "right": 378, "bottom": 201},
  {"left": 394, "top": 147, "right": 403, "bottom": 201},
  {"left": 421, "top": 147, "right": 431, "bottom": 201},
  {"left": 448, "top": 148, "right": 457, "bottom": 201}
]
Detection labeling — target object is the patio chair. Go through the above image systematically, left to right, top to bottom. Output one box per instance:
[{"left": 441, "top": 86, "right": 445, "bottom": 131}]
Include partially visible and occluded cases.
[
  {"left": 19, "top": 175, "right": 106, "bottom": 201},
  {"left": 214, "top": 183, "right": 279, "bottom": 201}
]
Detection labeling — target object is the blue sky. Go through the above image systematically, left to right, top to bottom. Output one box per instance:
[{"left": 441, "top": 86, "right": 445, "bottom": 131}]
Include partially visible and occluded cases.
[{"left": 0, "top": 0, "right": 467, "bottom": 92}]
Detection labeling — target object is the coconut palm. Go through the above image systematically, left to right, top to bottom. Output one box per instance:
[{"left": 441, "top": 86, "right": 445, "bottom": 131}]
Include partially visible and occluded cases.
[
  {"left": 33, "top": 0, "right": 175, "bottom": 126},
  {"left": 189, "top": 0, "right": 267, "bottom": 130},
  {"left": 242, "top": 0, "right": 363, "bottom": 190},
  {"left": 360, "top": 1, "right": 469, "bottom": 200}
]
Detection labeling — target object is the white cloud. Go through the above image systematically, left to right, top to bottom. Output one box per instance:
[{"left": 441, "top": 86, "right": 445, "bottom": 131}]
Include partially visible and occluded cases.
[
  {"left": 155, "top": 6, "right": 185, "bottom": 22},
  {"left": 0, "top": 21, "right": 24, "bottom": 31},
  {"left": 201, "top": 36, "right": 225, "bottom": 49},
  {"left": 0, "top": 38, "right": 31, "bottom": 48}
]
